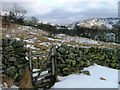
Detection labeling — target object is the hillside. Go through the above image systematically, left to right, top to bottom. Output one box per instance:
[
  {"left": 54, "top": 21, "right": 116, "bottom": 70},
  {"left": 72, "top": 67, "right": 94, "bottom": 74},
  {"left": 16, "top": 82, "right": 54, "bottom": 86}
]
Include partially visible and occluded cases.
[
  {"left": 1, "top": 10, "right": 119, "bottom": 44},
  {"left": 68, "top": 18, "right": 120, "bottom": 29},
  {"left": 1, "top": 24, "right": 120, "bottom": 65},
  {"left": 1, "top": 24, "right": 120, "bottom": 86},
  {"left": 2, "top": 24, "right": 120, "bottom": 48}
]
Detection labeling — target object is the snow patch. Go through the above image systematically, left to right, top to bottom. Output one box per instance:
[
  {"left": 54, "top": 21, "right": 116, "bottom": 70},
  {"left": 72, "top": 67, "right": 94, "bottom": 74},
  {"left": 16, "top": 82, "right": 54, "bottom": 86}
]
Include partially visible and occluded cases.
[
  {"left": 5, "top": 35, "right": 10, "bottom": 38},
  {"left": 15, "top": 38, "right": 20, "bottom": 41},
  {"left": 39, "top": 42, "right": 51, "bottom": 47},
  {"left": 26, "top": 44, "right": 36, "bottom": 49},
  {"left": 53, "top": 64, "right": 119, "bottom": 88},
  {"left": 32, "top": 69, "right": 48, "bottom": 81}
]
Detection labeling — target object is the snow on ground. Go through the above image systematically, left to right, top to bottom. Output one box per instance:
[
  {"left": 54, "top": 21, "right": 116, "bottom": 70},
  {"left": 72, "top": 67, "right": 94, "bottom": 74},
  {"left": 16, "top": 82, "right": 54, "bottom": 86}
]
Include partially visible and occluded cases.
[
  {"left": 55, "top": 34, "right": 98, "bottom": 45},
  {"left": 5, "top": 35, "right": 10, "bottom": 38},
  {"left": 63, "top": 36, "right": 98, "bottom": 44},
  {"left": 15, "top": 38, "right": 20, "bottom": 41},
  {"left": 24, "top": 39, "right": 35, "bottom": 43},
  {"left": 39, "top": 42, "right": 51, "bottom": 47},
  {"left": 26, "top": 44, "right": 36, "bottom": 49},
  {"left": 53, "top": 64, "right": 119, "bottom": 88},
  {"left": 0, "top": 65, "right": 119, "bottom": 89},
  {"left": 32, "top": 69, "right": 48, "bottom": 81},
  {"left": 33, "top": 69, "right": 48, "bottom": 77},
  {"left": 33, "top": 69, "right": 41, "bottom": 77},
  {"left": 0, "top": 83, "right": 19, "bottom": 89}
]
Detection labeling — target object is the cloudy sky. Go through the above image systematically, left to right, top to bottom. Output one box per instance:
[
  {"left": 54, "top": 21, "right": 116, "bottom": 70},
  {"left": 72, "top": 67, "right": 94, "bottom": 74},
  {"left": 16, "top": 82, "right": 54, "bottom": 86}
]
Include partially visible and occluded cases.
[{"left": 1, "top": 0, "right": 120, "bottom": 25}]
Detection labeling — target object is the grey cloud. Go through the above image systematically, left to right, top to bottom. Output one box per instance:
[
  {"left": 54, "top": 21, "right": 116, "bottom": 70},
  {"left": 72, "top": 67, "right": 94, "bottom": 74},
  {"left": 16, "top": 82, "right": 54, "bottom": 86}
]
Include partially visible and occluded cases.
[
  {"left": 1, "top": 2, "right": 118, "bottom": 25},
  {"left": 36, "top": 5, "right": 117, "bottom": 24},
  {"left": 80, "top": 7, "right": 117, "bottom": 18},
  {"left": 36, "top": 10, "right": 83, "bottom": 24}
]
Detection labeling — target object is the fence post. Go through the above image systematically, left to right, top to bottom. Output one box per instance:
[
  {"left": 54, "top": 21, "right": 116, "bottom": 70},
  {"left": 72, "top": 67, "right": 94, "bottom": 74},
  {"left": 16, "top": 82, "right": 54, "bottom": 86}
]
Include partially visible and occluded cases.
[
  {"left": 51, "top": 46, "right": 57, "bottom": 76},
  {"left": 28, "top": 47, "right": 32, "bottom": 71},
  {"left": 37, "top": 56, "right": 40, "bottom": 69}
]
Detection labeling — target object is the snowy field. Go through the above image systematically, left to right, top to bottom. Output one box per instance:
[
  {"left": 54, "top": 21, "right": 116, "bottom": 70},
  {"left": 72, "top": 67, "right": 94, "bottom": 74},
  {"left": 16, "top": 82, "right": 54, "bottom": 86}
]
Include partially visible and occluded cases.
[
  {"left": 0, "top": 64, "right": 119, "bottom": 89},
  {"left": 52, "top": 64, "right": 119, "bottom": 88}
]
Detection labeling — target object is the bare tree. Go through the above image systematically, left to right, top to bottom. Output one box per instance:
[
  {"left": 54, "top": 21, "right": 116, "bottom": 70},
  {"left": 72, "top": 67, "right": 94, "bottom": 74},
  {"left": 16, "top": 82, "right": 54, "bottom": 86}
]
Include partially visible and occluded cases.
[
  {"left": 10, "top": 3, "right": 27, "bottom": 23},
  {"left": 12, "top": 3, "right": 26, "bottom": 19},
  {"left": 29, "top": 17, "right": 38, "bottom": 25}
]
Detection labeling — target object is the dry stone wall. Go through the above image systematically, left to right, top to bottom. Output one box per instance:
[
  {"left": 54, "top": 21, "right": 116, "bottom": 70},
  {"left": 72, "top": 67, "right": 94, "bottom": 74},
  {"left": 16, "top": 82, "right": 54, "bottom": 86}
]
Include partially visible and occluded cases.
[
  {"left": 2, "top": 39, "right": 28, "bottom": 85},
  {"left": 56, "top": 44, "right": 119, "bottom": 76}
]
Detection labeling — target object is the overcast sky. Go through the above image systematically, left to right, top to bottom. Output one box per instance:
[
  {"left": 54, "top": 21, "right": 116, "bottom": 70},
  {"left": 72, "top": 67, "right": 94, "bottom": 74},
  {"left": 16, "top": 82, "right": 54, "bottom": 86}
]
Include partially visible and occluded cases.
[{"left": 1, "top": 0, "right": 120, "bottom": 25}]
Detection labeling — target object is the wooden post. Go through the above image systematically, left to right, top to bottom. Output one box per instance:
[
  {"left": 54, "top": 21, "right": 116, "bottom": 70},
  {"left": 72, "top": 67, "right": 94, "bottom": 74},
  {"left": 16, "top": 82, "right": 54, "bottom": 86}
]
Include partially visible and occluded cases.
[
  {"left": 51, "top": 46, "right": 57, "bottom": 76},
  {"left": 54, "top": 46, "right": 57, "bottom": 77},
  {"left": 27, "top": 48, "right": 33, "bottom": 87},
  {"left": 28, "top": 48, "right": 32, "bottom": 71},
  {"left": 37, "top": 56, "right": 40, "bottom": 69}
]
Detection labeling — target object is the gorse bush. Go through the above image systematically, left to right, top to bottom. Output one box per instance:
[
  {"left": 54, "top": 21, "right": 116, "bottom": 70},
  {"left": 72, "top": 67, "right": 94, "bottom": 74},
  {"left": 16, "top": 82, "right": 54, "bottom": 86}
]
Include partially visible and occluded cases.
[{"left": 56, "top": 44, "right": 119, "bottom": 76}]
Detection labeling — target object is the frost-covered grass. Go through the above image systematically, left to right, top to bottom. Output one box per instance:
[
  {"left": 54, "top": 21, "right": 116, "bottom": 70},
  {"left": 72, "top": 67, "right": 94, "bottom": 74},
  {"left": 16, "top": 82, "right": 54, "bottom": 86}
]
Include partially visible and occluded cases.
[
  {"left": 2, "top": 25, "right": 119, "bottom": 49},
  {"left": 53, "top": 64, "right": 119, "bottom": 88}
]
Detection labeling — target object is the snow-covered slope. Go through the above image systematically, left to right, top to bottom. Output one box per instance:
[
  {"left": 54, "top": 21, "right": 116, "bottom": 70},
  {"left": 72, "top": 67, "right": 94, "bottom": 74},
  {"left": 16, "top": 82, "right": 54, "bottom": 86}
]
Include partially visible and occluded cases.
[
  {"left": 0, "top": 10, "right": 10, "bottom": 16},
  {"left": 69, "top": 18, "right": 120, "bottom": 29},
  {"left": 53, "top": 64, "right": 119, "bottom": 88}
]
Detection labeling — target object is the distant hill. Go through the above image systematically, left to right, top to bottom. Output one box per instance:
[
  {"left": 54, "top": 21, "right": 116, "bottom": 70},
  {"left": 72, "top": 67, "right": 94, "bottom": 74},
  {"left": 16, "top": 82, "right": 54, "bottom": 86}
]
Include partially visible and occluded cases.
[
  {"left": 1, "top": 10, "right": 119, "bottom": 44},
  {"left": 68, "top": 18, "right": 120, "bottom": 29}
]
